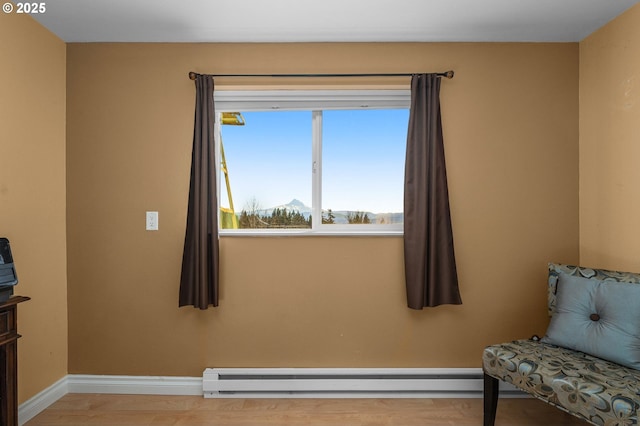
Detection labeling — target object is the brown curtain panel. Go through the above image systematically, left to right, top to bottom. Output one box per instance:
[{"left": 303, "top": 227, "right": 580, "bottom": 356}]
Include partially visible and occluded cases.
[
  {"left": 179, "top": 74, "right": 219, "bottom": 309},
  {"left": 404, "top": 74, "right": 462, "bottom": 309}
]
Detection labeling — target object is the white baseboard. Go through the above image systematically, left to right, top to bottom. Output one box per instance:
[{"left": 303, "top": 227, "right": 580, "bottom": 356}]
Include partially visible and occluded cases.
[
  {"left": 18, "top": 371, "right": 525, "bottom": 425},
  {"left": 67, "top": 374, "right": 203, "bottom": 395},
  {"left": 18, "top": 375, "right": 202, "bottom": 425},
  {"left": 18, "top": 377, "right": 68, "bottom": 426}
]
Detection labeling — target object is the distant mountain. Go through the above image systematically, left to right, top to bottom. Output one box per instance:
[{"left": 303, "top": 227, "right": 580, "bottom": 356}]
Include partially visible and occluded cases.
[{"left": 260, "top": 199, "right": 312, "bottom": 217}]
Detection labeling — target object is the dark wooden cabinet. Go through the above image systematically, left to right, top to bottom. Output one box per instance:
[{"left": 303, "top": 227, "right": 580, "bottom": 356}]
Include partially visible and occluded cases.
[{"left": 0, "top": 296, "right": 29, "bottom": 426}]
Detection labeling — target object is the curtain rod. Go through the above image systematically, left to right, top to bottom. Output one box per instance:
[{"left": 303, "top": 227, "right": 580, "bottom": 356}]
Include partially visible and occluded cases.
[{"left": 188, "top": 70, "right": 454, "bottom": 80}]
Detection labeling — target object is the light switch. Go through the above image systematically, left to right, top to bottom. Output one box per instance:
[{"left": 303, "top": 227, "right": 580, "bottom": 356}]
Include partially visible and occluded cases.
[{"left": 146, "top": 211, "right": 158, "bottom": 231}]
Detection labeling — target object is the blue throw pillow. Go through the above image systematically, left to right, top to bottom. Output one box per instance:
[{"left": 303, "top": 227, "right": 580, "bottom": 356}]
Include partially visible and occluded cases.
[
  {"left": 547, "top": 263, "right": 640, "bottom": 316},
  {"left": 542, "top": 272, "right": 640, "bottom": 370}
]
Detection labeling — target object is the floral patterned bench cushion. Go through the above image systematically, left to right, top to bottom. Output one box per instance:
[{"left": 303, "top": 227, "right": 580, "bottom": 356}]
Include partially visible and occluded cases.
[
  {"left": 547, "top": 263, "right": 640, "bottom": 316},
  {"left": 483, "top": 339, "right": 640, "bottom": 426}
]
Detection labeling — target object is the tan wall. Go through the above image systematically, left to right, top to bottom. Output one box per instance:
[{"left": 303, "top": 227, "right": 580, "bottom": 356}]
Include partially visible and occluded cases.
[
  {"left": 579, "top": 4, "right": 640, "bottom": 272},
  {"left": 0, "top": 13, "right": 67, "bottom": 401},
  {"left": 66, "top": 42, "right": 579, "bottom": 376}
]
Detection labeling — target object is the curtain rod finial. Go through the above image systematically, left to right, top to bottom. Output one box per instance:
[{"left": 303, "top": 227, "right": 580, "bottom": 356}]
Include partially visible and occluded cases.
[
  {"left": 445, "top": 70, "right": 454, "bottom": 79},
  {"left": 189, "top": 71, "right": 197, "bottom": 80}
]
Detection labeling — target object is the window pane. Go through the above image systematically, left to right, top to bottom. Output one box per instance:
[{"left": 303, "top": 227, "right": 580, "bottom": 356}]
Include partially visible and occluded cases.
[
  {"left": 321, "top": 109, "right": 408, "bottom": 225},
  {"left": 219, "top": 111, "right": 312, "bottom": 229}
]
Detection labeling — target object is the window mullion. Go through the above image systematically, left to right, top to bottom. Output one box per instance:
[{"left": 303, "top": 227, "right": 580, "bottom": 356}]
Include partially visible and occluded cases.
[{"left": 311, "top": 110, "right": 323, "bottom": 229}]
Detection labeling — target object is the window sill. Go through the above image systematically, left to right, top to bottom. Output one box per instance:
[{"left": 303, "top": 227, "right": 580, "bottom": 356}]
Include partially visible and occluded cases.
[{"left": 219, "top": 229, "right": 403, "bottom": 237}]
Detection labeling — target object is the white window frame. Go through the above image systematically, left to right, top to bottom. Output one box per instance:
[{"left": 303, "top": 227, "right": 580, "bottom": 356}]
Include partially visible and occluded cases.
[{"left": 215, "top": 89, "right": 410, "bottom": 236}]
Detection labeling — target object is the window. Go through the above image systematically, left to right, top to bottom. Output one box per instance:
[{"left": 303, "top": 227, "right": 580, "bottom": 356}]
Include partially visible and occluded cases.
[{"left": 215, "top": 90, "right": 410, "bottom": 235}]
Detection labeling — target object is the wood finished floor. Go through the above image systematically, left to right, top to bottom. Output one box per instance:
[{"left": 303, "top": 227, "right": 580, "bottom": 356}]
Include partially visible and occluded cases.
[{"left": 25, "top": 394, "right": 589, "bottom": 426}]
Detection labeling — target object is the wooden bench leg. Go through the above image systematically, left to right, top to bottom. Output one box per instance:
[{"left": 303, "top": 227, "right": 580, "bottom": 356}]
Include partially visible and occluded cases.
[{"left": 483, "top": 373, "right": 499, "bottom": 426}]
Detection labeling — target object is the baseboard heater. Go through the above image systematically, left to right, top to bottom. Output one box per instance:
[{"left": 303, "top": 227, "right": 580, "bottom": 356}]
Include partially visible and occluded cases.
[{"left": 203, "top": 368, "right": 491, "bottom": 398}]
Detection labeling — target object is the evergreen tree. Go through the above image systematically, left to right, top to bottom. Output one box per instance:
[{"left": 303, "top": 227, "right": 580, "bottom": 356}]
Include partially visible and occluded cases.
[
  {"left": 238, "top": 202, "right": 311, "bottom": 229},
  {"left": 322, "top": 209, "right": 335, "bottom": 224},
  {"left": 239, "top": 210, "right": 250, "bottom": 228},
  {"left": 347, "top": 211, "right": 371, "bottom": 224}
]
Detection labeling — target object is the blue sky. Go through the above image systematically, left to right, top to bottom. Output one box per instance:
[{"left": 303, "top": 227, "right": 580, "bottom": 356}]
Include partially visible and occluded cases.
[{"left": 219, "top": 109, "right": 409, "bottom": 214}]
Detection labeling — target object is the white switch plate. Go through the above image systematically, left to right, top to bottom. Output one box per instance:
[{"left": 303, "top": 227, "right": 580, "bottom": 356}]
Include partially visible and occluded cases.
[{"left": 146, "top": 211, "right": 158, "bottom": 231}]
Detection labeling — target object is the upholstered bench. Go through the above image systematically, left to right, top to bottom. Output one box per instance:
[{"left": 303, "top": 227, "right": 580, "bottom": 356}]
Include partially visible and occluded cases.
[{"left": 482, "top": 263, "right": 640, "bottom": 426}]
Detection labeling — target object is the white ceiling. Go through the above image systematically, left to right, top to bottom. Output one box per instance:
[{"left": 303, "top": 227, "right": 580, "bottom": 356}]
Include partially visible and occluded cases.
[{"left": 29, "top": 0, "right": 640, "bottom": 43}]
